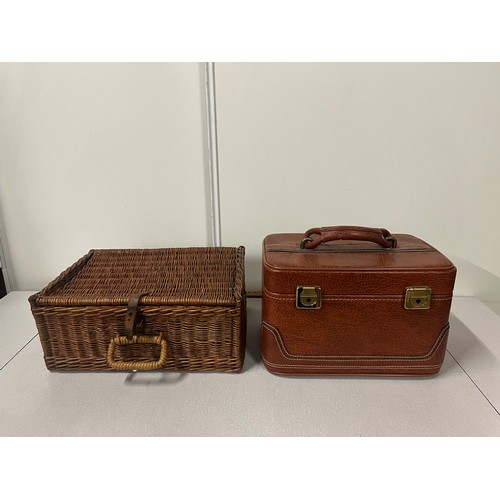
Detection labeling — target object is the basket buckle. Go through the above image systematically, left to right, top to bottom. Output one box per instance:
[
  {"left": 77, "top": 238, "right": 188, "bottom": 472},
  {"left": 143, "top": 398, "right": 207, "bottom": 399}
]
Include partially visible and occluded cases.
[{"left": 124, "top": 292, "right": 149, "bottom": 340}]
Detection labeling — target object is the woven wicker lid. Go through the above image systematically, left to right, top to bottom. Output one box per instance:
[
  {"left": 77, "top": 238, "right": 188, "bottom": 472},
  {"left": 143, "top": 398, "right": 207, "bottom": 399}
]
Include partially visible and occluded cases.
[{"left": 34, "top": 247, "right": 245, "bottom": 307}]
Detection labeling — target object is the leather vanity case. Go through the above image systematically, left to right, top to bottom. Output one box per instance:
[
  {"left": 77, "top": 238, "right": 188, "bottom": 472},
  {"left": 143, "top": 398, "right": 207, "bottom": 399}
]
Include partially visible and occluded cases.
[
  {"left": 262, "top": 226, "right": 456, "bottom": 376},
  {"left": 30, "top": 247, "right": 246, "bottom": 372}
]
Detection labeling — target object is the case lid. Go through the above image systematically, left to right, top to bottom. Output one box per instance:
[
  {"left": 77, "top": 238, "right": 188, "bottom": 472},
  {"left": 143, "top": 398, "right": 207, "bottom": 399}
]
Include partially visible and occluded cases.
[
  {"left": 263, "top": 230, "right": 456, "bottom": 296},
  {"left": 34, "top": 247, "right": 245, "bottom": 307}
]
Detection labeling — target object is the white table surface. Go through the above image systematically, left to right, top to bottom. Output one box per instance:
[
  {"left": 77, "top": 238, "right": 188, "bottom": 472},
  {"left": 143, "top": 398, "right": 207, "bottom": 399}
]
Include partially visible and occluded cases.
[{"left": 1, "top": 291, "right": 499, "bottom": 436}]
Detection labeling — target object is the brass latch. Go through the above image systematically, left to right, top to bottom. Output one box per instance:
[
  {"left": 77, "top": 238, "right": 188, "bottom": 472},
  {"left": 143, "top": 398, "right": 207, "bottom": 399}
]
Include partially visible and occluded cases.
[
  {"left": 296, "top": 286, "right": 322, "bottom": 309},
  {"left": 405, "top": 286, "right": 432, "bottom": 310}
]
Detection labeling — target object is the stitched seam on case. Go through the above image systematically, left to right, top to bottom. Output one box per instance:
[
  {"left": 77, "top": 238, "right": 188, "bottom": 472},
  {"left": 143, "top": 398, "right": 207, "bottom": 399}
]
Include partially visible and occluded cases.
[
  {"left": 266, "top": 241, "right": 429, "bottom": 248},
  {"left": 266, "top": 243, "right": 429, "bottom": 249},
  {"left": 266, "top": 248, "right": 434, "bottom": 254},
  {"left": 264, "top": 264, "right": 456, "bottom": 273},
  {"left": 263, "top": 289, "right": 452, "bottom": 302},
  {"left": 266, "top": 296, "right": 452, "bottom": 302},
  {"left": 262, "top": 321, "right": 449, "bottom": 361},
  {"left": 262, "top": 357, "right": 442, "bottom": 370}
]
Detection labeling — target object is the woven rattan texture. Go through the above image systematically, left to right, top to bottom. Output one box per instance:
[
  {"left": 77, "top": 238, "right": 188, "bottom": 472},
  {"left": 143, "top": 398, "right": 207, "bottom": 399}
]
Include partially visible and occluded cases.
[
  {"left": 30, "top": 248, "right": 246, "bottom": 372},
  {"left": 36, "top": 248, "right": 244, "bottom": 306},
  {"left": 32, "top": 305, "right": 245, "bottom": 372}
]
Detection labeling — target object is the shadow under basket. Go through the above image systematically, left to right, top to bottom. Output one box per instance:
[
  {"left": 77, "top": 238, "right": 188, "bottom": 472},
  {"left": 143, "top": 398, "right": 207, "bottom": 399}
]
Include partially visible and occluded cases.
[{"left": 29, "top": 247, "right": 246, "bottom": 373}]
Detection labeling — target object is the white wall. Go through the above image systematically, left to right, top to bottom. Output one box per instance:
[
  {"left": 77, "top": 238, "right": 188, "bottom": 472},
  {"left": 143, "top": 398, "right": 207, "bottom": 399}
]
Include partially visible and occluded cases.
[
  {"left": 0, "top": 63, "right": 210, "bottom": 290},
  {"left": 1, "top": 63, "right": 499, "bottom": 304},
  {"left": 215, "top": 63, "right": 500, "bottom": 301}
]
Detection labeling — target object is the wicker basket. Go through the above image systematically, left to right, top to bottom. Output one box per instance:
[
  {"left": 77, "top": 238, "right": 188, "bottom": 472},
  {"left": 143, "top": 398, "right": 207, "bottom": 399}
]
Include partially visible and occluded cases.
[{"left": 29, "top": 247, "right": 246, "bottom": 372}]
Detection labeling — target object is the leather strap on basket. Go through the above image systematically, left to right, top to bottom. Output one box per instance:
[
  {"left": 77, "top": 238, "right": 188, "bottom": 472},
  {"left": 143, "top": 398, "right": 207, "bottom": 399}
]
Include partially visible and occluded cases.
[
  {"left": 300, "top": 225, "right": 397, "bottom": 249},
  {"left": 106, "top": 291, "right": 169, "bottom": 371},
  {"left": 124, "top": 292, "right": 149, "bottom": 340}
]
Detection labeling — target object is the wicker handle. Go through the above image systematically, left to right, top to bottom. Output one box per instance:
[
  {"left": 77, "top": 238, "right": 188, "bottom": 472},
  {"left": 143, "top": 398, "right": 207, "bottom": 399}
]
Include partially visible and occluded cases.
[{"left": 107, "top": 334, "right": 168, "bottom": 371}]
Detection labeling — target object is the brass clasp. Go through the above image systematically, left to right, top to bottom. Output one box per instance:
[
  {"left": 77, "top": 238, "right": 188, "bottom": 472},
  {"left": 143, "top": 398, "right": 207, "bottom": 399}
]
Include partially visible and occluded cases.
[
  {"left": 296, "top": 286, "right": 322, "bottom": 309},
  {"left": 405, "top": 287, "right": 432, "bottom": 310}
]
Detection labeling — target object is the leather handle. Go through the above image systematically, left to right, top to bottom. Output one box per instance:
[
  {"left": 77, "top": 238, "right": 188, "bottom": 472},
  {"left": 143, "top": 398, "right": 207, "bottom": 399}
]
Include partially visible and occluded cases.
[{"left": 301, "top": 225, "right": 397, "bottom": 249}]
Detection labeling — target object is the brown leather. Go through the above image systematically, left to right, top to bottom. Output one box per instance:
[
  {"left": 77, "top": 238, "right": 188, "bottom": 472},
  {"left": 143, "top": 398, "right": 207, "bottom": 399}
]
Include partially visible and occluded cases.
[
  {"left": 304, "top": 226, "right": 396, "bottom": 249},
  {"left": 262, "top": 229, "right": 456, "bottom": 376},
  {"left": 124, "top": 292, "right": 149, "bottom": 340}
]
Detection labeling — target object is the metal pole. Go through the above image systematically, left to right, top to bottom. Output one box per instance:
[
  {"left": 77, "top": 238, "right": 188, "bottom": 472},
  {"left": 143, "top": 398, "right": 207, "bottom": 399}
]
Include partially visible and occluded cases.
[
  {"left": 205, "top": 62, "right": 222, "bottom": 247},
  {"left": 0, "top": 233, "right": 13, "bottom": 293}
]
